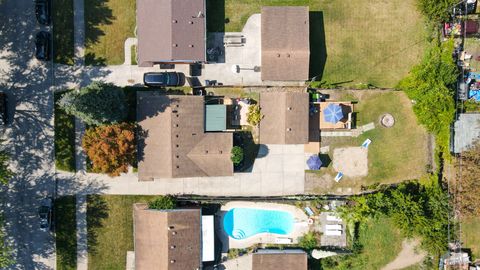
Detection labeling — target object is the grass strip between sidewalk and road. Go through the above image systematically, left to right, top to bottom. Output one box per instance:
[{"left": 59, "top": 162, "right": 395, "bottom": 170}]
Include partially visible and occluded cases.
[
  {"left": 52, "top": 0, "right": 74, "bottom": 65},
  {"left": 54, "top": 91, "right": 76, "bottom": 172},
  {"left": 55, "top": 196, "right": 77, "bottom": 270}
]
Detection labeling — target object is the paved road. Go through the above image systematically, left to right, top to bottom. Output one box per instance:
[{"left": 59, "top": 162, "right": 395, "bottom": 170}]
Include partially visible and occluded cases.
[{"left": 0, "top": 0, "right": 55, "bottom": 269}]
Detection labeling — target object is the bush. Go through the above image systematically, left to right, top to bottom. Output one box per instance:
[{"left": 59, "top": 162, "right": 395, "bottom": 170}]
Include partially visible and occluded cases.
[
  {"left": 417, "top": 0, "right": 457, "bottom": 24},
  {"left": 58, "top": 82, "right": 128, "bottom": 126},
  {"left": 246, "top": 104, "right": 262, "bottom": 126},
  {"left": 82, "top": 123, "right": 136, "bottom": 176},
  {"left": 231, "top": 146, "right": 244, "bottom": 165},
  {"left": 148, "top": 196, "right": 176, "bottom": 210},
  {"left": 298, "top": 232, "right": 318, "bottom": 250}
]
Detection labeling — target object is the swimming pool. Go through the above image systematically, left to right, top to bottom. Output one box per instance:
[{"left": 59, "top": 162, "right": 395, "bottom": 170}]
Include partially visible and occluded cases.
[{"left": 223, "top": 208, "right": 294, "bottom": 240}]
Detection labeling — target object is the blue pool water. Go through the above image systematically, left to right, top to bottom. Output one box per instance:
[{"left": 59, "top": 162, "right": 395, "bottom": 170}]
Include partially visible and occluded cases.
[{"left": 223, "top": 208, "right": 294, "bottom": 240}]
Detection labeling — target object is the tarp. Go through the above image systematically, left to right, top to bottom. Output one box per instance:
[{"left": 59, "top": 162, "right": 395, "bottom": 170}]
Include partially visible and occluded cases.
[
  {"left": 323, "top": 103, "right": 343, "bottom": 123},
  {"left": 307, "top": 155, "right": 322, "bottom": 170}
]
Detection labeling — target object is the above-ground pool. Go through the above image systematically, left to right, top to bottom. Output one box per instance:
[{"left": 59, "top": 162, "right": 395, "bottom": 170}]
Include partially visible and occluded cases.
[{"left": 223, "top": 208, "right": 294, "bottom": 240}]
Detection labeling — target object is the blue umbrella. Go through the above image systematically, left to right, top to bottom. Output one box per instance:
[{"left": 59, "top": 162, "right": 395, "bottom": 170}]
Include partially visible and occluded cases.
[
  {"left": 323, "top": 103, "right": 343, "bottom": 123},
  {"left": 307, "top": 155, "right": 322, "bottom": 170}
]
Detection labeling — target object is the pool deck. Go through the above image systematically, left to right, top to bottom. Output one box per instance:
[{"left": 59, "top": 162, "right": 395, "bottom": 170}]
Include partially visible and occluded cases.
[{"left": 218, "top": 202, "right": 309, "bottom": 249}]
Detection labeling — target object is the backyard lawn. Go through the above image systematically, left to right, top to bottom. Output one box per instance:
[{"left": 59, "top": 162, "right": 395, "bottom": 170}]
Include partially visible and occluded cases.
[
  {"left": 52, "top": 0, "right": 74, "bottom": 65},
  {"left": 85, "top": 0, "right": 136, "bottom": 65},
  {"left": 208, "top": 0, "right": 425, "bottom": 88},
  {"left": 307, "top": 90, "right": 429, "bottom": 194},
  {"left": 54, "top": 91, "right": 76, "bottom": 172},
  {"left": 87, "top": 195, "right": 156, "bottom": 270},
  {"left": 54, "top": 196, "right": 76, "bottom": 270},
  {"left": 461, "top": 216, "right": 480, "bottom": 260},
  {"left": 321, "top": 217, "right": 403, "bottom": 269}
]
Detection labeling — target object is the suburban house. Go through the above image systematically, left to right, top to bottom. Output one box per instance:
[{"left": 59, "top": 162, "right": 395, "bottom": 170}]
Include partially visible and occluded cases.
[
  {"left": 136, "top": 0, "right": 206, "bottom": 67},
  {"left": 261, "top": 6, "right": 310, "bottom": 81},
  {"left": 137, "top": 92, "right": 233, "bottom": 181},
  {"left": 259, "top": 92, "right": 309, "bottom": 144},
  {"left": 452, "top": 113, "right": 480, "bottom": 153},
  {"left": 133, "top": 204, "right": 215, "bottom": 270},
  {"left": 252, "top": 250, "right": 308, "bottom": 270}
]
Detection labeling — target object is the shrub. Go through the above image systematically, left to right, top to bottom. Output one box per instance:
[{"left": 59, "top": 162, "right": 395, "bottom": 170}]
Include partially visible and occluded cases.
[
  {"left": 417, "top": 0, "right": 457, "bottom": 24},
  {"left": 58, "top": 82, "right": 128, "bottom": 126},
  {"left": 246, "top": 104, "right": 262, "bottom": 126},
  {"left": 82, "top": 123, "right": 136, "bottom": 176},
  {"left": 231, "top": 146, "right": 244, "bottom": 165},
  {"left": 148, "top": 196, "right": 176, "bottom": 210},
  {"left": 298, "top": 232, "right": 318, "bottom": 250}
]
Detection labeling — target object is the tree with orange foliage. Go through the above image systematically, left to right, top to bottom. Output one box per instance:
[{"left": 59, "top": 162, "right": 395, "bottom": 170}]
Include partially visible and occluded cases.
[{"left": 82, "top": 123, "right": 136, "bottom": 176}]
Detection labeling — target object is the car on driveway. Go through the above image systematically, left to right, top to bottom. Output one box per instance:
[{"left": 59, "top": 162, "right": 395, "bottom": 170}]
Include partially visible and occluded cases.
[
  {"left": 35, "top": 0, "right": 51, "bottom": 25},
  {"left": 35, "top": 31, "right": 51, "bottom": 61},
  {"left": 143, "top": 72, "right": 185, "bottom": 87},
  {"left": 0, "top": 92, "right": 7, "bottom": 126},
  {"left": 38, "top": 197, "right": 52, "bottom": 232}
]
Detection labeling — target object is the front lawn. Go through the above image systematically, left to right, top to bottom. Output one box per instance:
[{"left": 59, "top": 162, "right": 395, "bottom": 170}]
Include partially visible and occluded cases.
[
  {"left": 52, "top": 0, "right": 74, "bottom": 65},
  {"left": 85, "top": 0, "right": 136, "bottom": 65},
  {"left": 208, "top": 0, "right": 425, "bottom": 88},
  {"left": 307, "top": 90, "right": 429, "bottom": 194},
  {"left": 54, "top": 91, "right": 76, "bottom": 172},
  {"left": 87, "top": 195, "right": 156, "bottom": 270},
  {"left": 54, "top": 196, "right": 77, "bottom": 270},
  {"left": 462, "top": 216, "right": 480, "bottom": 260},
  {"left": 321, "top": 217, "right": 403, "bottom": 269}
]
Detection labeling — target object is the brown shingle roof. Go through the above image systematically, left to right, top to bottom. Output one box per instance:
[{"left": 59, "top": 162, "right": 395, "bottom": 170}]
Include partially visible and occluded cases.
[
  {"left": 137, "top": 0, "right": 206, "bottom": 67},
  {"left": 261, "top": 6, "right": 310, "bottom": 81},
  {"left": 137, "top": 92, "right": 233, "bottom": 180},
  {"left": 259, "top": 92, "right": 309, "bottom": 144},
  {"left": 133, "top": 204, "right": 201, "bottom": 270},
  {"left": 252, "top": 252, "right": 308, "bottom": 270}
]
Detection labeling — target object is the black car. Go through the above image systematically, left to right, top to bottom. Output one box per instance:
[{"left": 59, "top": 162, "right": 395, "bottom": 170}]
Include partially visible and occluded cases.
[
  {"left": 35, "top": 0, "right": 51, "bottom": 25},
  {"left": 35, "top": 31, "right": 51, "bottom": 61},
  {"left": 143, "top": 72, "right": 185, "bottom": 87},
  {"left": 0, "top": 92, "right": 7, "bottom": 126},
  {"left": 38, "top": 197, "right": 52, "bottom": 232}
]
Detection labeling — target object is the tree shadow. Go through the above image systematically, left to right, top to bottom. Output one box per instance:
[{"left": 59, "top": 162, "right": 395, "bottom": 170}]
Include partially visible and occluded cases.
[
  {"left": 84, "top": 0, "right": 115, "bottom": 66},
  {"left": 206, "top": 0, "right": 225, "bottom": 33},
  {"left": 309, "top": 11, "right": 327, "bottom": 80},
  {"left": 86, "top": 194, "right": 109, "bottom": 255}
]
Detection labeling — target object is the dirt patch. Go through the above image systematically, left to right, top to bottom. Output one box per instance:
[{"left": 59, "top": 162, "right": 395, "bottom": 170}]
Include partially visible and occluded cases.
[
  {"left": 332, "top": 147, "right": 368, "bottom": 177},
  {"left": 381, "top": 239, "right": 426, "bottom": 270}
]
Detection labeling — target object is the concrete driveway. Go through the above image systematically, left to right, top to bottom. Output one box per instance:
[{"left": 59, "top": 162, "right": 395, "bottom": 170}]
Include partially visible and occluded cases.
[{"left": 0, "top": 0, "right": 56, "bottom": 269}]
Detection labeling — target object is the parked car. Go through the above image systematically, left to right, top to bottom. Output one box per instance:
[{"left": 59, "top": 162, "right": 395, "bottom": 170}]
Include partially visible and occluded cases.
[
  {"left": 35, "top": 0, "right": 51, "bottom": 25},
  {"left": 35, "top": 31, "right": 51, "bottom": 61},
  {"left": 143, "top": 72, "right": 185, "bottom": 87},
  {"left": 0, "top": 92, "right": 7, "bottom": 126},
  {"left": 38, "top": 197, "right": 52, "bottom": 232}
]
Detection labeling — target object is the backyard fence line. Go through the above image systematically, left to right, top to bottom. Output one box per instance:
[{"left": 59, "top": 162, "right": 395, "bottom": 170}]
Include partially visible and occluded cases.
[{"left": 191, "top": 84, "right": 398, "bottom": 92}]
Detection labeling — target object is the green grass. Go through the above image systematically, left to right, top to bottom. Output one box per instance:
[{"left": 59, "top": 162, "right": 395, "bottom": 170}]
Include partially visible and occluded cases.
[
  {"left": 52, "top": 0, "right": 74, "bottom": 65},
  {"left": 85, "top": 0, "right": 136, "bottom": 65},
  {"left": 208, "top": 0, "right": 425, "bottom": 88},
  {"left": 130, "top": 45, "right": 137, "bottom": 65},
  {"left": 54, "top": 91, "right": 76, "bottom": 172},
  {"left": 308, "top": 91, "right": 428, "bottom": 193},
  {"left": 87, "top": 195, "right": 156, "bottom": 270},
  {"left": 54, "top": 196, "right": 76, "bottom": 270},
  {"left": 462, "top": 216, "right": 480, "bottom": 260},
  {"left": 322, "top": 217, "right": 403, "bottom": 269}
]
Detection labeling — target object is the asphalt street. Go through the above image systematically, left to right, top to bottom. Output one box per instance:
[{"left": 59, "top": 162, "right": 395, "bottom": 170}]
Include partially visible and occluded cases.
[{"left": 0, "top": 0, "right": 56, "bottom": 269}]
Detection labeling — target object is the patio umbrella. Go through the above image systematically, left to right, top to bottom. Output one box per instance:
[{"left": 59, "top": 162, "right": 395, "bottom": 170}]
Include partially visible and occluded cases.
[
  {"left": 323, "top": 103, "right": 343, "bottom": 124},
  {"left": 307, "top": 155, "right": 322, "bottom": 170}
]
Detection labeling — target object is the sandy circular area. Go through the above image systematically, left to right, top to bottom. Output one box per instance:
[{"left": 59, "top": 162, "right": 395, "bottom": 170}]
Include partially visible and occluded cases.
[{"left": 332, "top": 147, "right": 368, "bottom": 177}]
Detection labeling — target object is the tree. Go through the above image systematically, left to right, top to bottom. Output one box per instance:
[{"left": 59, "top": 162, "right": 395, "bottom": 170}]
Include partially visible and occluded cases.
[
  {"left": 417, "top": 0, "right": 458, "bottom": 24},
  {"left": 58, "top": 82, "right": 128, "bottom": 126},
  {"left": 246, "top": 104, "right": 262, "bottom": 126},
  {"left": 82, "top": 123, "right": 136, "bottom": 176},
  {"left": 455, "top": 140, "right": 480, "bottom": 217},
  {"left": 0, "top": 143, "right": 13, "bottom": 185},
  {"left": 230, "top": 146, "right": 244, "bottom": 165},
  {"left": 148, "top": 196, "right": 176, "bottom": 210},
  {"left": 298, "top": 232, "right": 318, "bottom": 250}
]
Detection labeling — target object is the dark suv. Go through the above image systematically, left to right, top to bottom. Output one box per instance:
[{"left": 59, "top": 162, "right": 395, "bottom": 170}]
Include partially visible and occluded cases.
[
  {"left": 35, "top": 0, "right": 51, "bottom": 25},
  {"left": 35, "top": 31, "right": 51, "bottom": 61},
  {"left": 143, "top": 72, "right": 185, "bottom": 87}
]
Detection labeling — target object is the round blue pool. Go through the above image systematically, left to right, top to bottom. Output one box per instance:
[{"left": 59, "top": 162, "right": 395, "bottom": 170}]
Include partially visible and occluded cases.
[{"left": 223, "top": 208, "right": 294, "bottom": 240}]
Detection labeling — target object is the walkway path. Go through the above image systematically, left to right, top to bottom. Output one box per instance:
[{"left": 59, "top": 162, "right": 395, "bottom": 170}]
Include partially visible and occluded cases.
[
  {"left": 76, "top": 195, "right": 88, "bottom": 270},
  {"left": 381, "top": 240, "right": 426, "bottom": 270}
]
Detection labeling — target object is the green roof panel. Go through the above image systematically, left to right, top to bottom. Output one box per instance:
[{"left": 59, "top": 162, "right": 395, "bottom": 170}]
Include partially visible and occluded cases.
[{"left": 205, "top": 105, "right": 227, "bottom": 131}]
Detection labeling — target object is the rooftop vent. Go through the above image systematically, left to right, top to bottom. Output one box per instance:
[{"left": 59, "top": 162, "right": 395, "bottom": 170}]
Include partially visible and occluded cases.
[
  {"left": 172, "top": 20, "right": 177, "bottom": 23},
  {"left": 172, "top": 44, "right": 178, "bottom": 47},
  {"left": 286, "top": 128, "right": 292, "bottom": 131},
  {"left": 170, "top": 245, "right": 176, "bottom": 249},
  {"left": 170, "top": 260, "right": 175, "bottom": 264}
]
